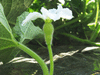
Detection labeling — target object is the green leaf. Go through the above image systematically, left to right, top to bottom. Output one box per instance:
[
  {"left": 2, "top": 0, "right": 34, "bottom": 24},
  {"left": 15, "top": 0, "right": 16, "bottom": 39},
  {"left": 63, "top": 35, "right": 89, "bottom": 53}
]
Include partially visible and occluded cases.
[
  {"left": 1, "top": 0, "right": 34, "bottom": 25},
  {"left": 71, "top": 0, "right": 83, "bottom": 13},
  {"left": 0, "top": 3, "right": 19, "bottom": 64},
  {"left": 0, "top": 3, "right": 17, "bottom": 50},
  {"left": 0, "top": 3, "right": 11, "bottom": 33},
  {"left": 13, "top": 12, "right": 44, "bottom": 43},
  {"left": 0, "top": 39, "right": 16, "bottom": 50},
  {"left": 0, "top": 48, "right": 20, "bottom": 64},
  {"left": 93, "top": 61, "right": 100, "bottom": 71}
]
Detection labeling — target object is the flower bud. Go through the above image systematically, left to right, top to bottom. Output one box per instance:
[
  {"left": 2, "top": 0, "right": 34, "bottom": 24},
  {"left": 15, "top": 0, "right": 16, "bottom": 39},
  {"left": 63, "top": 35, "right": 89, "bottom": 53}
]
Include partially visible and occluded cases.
[{"left": 43, "top": 19, "right": 54, "bottom": 45}]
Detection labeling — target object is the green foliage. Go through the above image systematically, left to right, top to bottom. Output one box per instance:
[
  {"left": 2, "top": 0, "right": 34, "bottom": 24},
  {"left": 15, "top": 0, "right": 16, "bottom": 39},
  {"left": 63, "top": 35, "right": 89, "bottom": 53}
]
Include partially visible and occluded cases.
[
  {"left": 0, "top": 0, "right": 34, "bottom": 25},
  {"left": 0, "top": 0, "right": 100, "bottom": 72},
  {"left": 27, "top": 0, "right": 47, "bottom": 12},
  {"left": 71, "top": 0, "right": 83, "bottom": 14},
  {"left": 0, "top": 1, "right": 45, "bottom": 64},
  {"left": 0, "top": 1, "right": 47, "bottom": 68},
  {"left": 86, "top": 1, "right": 95, "bottom": 13},
  {"left": 0, "top": 3, "right": 19, "bottom": 63},
  {"left": 0, "top": 3, "right": 16, "bottom": 50},
  {"left": 13, "top": 12, "right": 44, "bottom": 44},
  {"left": 0, "top": 48, "right": 20, "bottom": 64},
  {"left": 93, "top": 61, "right": 100, "bottom": 71}
]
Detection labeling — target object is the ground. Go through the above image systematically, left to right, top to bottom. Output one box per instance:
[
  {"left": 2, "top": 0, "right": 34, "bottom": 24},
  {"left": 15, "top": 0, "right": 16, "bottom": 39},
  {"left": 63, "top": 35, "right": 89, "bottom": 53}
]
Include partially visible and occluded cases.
[{"left": 0, "top": 45, "right": 100, "bottom": 75}]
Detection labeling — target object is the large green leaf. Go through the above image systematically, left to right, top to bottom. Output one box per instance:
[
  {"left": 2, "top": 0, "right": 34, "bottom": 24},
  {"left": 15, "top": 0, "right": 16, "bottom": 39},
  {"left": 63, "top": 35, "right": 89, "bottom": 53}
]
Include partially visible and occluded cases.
[
  {"left": 0, "top": 0, "right": 34, "bottom": 25},
  {"left": 0, "top": 3, "right": 19, "bottom": 64},
  {"left": 0, "top": 3, "right": 16, "bottom": 50},
  {"left": 13, "top": 12, "right": 44, "bottom": 44}
]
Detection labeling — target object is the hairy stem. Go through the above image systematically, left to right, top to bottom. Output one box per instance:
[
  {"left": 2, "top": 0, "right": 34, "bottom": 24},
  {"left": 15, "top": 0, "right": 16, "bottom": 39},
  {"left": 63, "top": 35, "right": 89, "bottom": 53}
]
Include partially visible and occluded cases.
[
  {"left": 17, "top": 42, "right": 49, "bottom": 75},
  {"left": 47, "top": 44, "right": 54, "bottom": 75}
]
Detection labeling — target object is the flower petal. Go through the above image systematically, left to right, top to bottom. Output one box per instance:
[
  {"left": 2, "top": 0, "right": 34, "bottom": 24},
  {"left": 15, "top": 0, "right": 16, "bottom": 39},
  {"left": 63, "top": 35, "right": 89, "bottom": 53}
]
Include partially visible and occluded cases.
[
  {"left": 22, "top": 4, "right": 74, "bottom": 25},
  {"left": 57, "top": 4, "right": 73, "bottom": 20},
  {"left": 57, "top": 4, "right": 63, "bottom": 12},
  {"left": 40, "top": 7, "right": 49, "bottom": 20},
  {"left": 41, "top": 7, "right": 60, "bottom": 21},
  {"left": 48, "top": 8, "right": 57, "bottom": 14},
  {"left": 58, "top": 8, "right": 73, "bottom": 19},
  {"left": 48, "top": 9, "right": 60, "bottom": 21},
  {"left": 22, "top": 12, "right": 42, "bottom": 26}
]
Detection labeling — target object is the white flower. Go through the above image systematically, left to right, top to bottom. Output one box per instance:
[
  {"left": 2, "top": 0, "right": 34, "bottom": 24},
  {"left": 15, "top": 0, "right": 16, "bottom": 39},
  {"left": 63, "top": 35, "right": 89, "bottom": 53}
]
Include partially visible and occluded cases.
[
  {"left": 58, "top": 0, "right": 65, "bottom": 4},
  {"left": 22, "top": 4, "right": 73, "bottom": 26},
  {"left": 57, "top": 4, "right": 73, "bottom": 20},
  {"left": 40, "top": 7, "right": 60, "bottom": 21},
  {"left": 22, "top": 12, "right": 42, "bottom": 26}
]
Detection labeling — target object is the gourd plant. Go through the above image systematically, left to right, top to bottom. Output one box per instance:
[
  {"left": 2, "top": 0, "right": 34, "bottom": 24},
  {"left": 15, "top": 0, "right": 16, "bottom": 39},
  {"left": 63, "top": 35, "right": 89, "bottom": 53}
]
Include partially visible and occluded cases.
[
  {"left": 1, "top": 0, "right": 100, "bottom": 75},
  {"left": 60, "top": 0, "right": 100, "bottom": 45},
  {"left": 0, "top": 1, "right": 73, "bottom": 75},
  {"left": 0, "top": 3, "right": 49, "bottom": 75},
  {"left": 22, "top": 4, "right": 73, "bottom": 75}
]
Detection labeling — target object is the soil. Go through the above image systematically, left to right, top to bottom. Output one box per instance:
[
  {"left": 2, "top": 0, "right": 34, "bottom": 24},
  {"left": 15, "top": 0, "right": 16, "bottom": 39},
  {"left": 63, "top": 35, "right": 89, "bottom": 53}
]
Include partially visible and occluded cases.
[{"left": 0, "top": 45, "right": 100, "bottom": 75}]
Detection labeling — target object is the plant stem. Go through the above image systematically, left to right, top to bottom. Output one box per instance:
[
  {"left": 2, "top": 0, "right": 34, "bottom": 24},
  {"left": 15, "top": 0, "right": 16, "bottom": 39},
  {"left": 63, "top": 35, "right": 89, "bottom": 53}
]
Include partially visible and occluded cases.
[
  {"left": 83, "top": 0, "right": 86, "bottom": 16},
  {"left": 90, "top": 0, "right": 99, "bottom": 41},
  {"left": 94, "top": 0, "right": 99, "bottom": 27},
  {"left": 90, "top": 24, "right": 100, "bottom": 41},
  {"left": 60, "top": 33, "right": 100, "bottom": 46},
  {"left": 17, "top": 42, "right": 49, "bottom": 75},
  {"left": 47, "top": 44, "right": 54, "bottom": 75}
]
